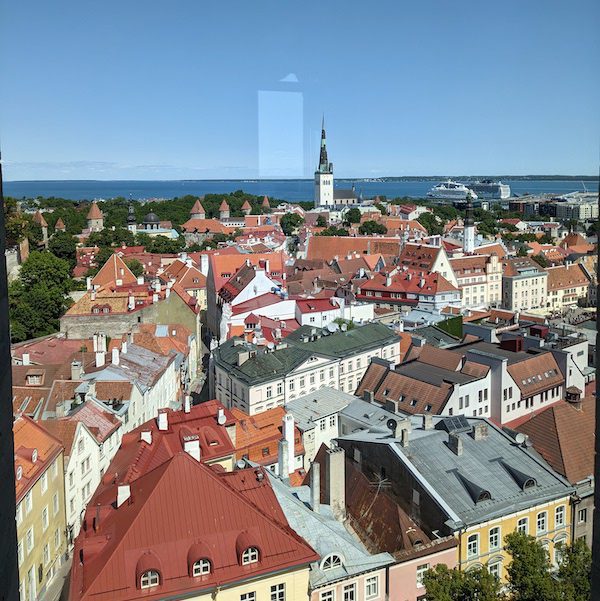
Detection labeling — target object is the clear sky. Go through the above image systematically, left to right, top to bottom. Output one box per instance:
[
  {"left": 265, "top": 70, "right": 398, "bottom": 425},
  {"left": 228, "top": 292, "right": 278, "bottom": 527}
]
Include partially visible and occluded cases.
[{"left": 1, "top": 0, "right": 598, "bottom": 180}]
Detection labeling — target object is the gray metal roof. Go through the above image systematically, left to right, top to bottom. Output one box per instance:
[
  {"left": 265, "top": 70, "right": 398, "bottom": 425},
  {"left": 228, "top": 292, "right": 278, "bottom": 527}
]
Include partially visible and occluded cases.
[
  {"left": 333, "top": 189, "right": 357, "bottom": 199},
  {"left": 394, "top": 361, "right": 482, "bottom": 386},
  {"left": 285, "top": 388, "right": 355, "bottom": 432},
  {"left": 340, "top": 398, "right": 410, "bottom": 435},
  {"left": 339, "top": 415, "right": 573, "bottom": 528},
  {"left": 269, "top": 475, "right": 393, "bottom": 588}
]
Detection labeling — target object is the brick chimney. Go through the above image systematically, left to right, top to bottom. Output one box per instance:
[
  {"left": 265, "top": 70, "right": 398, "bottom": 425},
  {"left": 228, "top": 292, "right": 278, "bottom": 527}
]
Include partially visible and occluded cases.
[
  {"left": 448, "top": 432, "right": 463, "bottom": 456},
  {"left": 325, "top": 445, "right": 346, "bottom": 520},
  {"left": 310, "top": 462, "right": 320, "bottom": 513}
]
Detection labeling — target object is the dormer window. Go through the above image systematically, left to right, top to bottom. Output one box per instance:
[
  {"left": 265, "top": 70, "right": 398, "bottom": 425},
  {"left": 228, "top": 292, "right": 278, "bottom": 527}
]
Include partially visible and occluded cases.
[
  {"left": 242, "top": 547, "right": 259, "bottom": 565},
  {"left": 321, "top": 554, "right": 343, "bottom": 571},
  {"left": 192, "top": 559, "right": 211, "bottom": 577},
  {"left": 140, "top": 570, "right": 160, "bottom": 589}
]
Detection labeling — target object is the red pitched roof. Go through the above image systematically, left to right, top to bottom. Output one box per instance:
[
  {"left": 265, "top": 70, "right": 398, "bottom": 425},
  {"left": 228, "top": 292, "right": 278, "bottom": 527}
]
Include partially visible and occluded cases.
[
  {"left": 262, "top": 195, "right": 270, "bottom": 208},
  {"left": 190, "top": 199, "right": 205, "bottom": 215},
  {"left": 219, "top": 199, "right": 230, "bottom": 211},
  {"left": 241, "top": 200, "right": 252, "bottom": 210},
  {"left": 87, "top": 201, "right": 103, "bottom": 220},
  {"left": 33, "top": 210, "right": 48, "bottom": 228},
  {"left": 92, "top": 254, "right": 138, "bottom": 288},
  {"left": 70, "top": 452, "right": 318, "bottom": 601}
]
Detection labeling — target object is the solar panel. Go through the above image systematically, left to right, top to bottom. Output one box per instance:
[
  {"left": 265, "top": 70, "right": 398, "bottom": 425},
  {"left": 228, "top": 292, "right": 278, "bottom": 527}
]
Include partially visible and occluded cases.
[{"left": 441, "top": 415, "right": 471, "bottom": 433}]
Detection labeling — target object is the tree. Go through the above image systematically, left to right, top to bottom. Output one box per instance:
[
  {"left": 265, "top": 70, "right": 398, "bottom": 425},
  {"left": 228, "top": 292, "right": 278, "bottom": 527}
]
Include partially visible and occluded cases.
[
  {"left": 344, "top": 208, "right": 362, "bottom": 224},
  {"left": 417, "top": 212, "right": 443, "bottom": 236},
  {"left": 280, "top": 213, "right": 304, "bottom": 236},
  {"left": 316, "top": 215, "right": 327, "bottom": 227},
  {"left": 358, "top": 220, "right": 387, "bottom": 235},
  {"left": 317, "top": 226, "right": 349, "bottom": 237},
  {"left": 48, "top": 231, "right": 78, "bottom": 269},
  {"left": 517, "top": 246, "right": 529, "bottom": 257},
  {"left": 9, "top": 251, "right": 73, "bottom": 342},
  {"left": 531, "top": 254, "right": 548, "bottom": 268},
  {"left": 125, "top": 259, "right": 144, "bottom": 278},
  {"left": 505, "top": 532, "right": 558, "bottom": 601},
  {"left": 556, "top": 538, "right": 591, "bottom": 601},
  {"left": 422, "top": 564, "right": 505, "bottom": 601}
]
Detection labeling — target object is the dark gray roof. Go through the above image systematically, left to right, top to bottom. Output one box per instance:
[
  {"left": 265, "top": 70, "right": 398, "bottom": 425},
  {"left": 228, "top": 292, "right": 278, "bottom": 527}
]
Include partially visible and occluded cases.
[
  {"left": 333, "top": 189, "right": 357, "bottom": 199},
  {"left": 143, "top": 212, "right": 160, "bottom": 223},
  {"left": 412, "top": 326, "right": 459, "bottom": 348},
  {"left": 450, "top": 340, "right": 546, "bottom": 365},
  {"left": 394, "top": 361, "right": 482, "bottom": 386},
  {"left": 285, "top": 388, "right": 355, "bottom": 431},
  {"left": 339, "top": 415, "right": 573, "bottom": 528}
]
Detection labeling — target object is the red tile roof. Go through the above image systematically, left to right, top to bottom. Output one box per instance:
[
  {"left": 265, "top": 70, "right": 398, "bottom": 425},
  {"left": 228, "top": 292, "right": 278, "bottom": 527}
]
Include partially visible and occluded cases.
[
  {"left": 190, "top": 199, "right": 205, "bottom": 215},
  {"left": 219, "top": 199, "right": 230, "bottom": 211},
  {"left": 87, "top": 201, "right": 103, "bottom": 220},
  {"left": 33, "top": 210, "right": 48, "bottom": 228},
  {"left": 180, "top": 218, "right": 236, "bottom": 235},
  {"left": 306, "top": 236, "right": 403, "bottom": 261},
  {"left": 92, "top": 254, "right": 138, "bottom": 288},
  {"left": 545, "top": 264, "right": 589, "bottom": 292},
  {"left": 516, "top": 397, "right": 594, "bottom": 483},
  {"left": 14, "top": 416, "right": 63, "bottom": 503},
  {"left": 70, "top": 452, "right": 318, "bottom": 601}
]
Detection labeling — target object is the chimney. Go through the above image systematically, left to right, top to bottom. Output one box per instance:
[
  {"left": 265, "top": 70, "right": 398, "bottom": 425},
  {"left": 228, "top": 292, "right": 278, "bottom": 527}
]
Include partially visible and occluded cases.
[
  {"left": 385, "top": 274, "right": 392, "bottom": 287},
  {"left": 137, "top": 275, "right": 144, "bottom": 285},
  {"left": 86, "top": 276, "right": 92, "bottom": 290},
  {"left": 419, "top": 278, "right": 425, "bottom": 288},
  {"left": 153, "top": 279, "right": 161, "bottom": 293},
  {"left": 165, "top": 288, "right": 171, "bottom": 298},
  {"left": 91, "top": 289, "right": 96, "bottom": 301},
  {"left": 128, "top": 293, "right": 135, "bottom": 311},
  {"left": 152, "top": 293, "right": 159, "bottom": 304},
  {"left": 99, "top": 333, "right": 107, "bottom": 353},
  {"left": 93, "top": 334, "right": 98, "bottom": 352},
  {"left": 411, "top": 335, "right": 426, "bottom": 348},
  {"left": 121, "top": 340, "right": 128, "bottom": 354},
  {"left": 111, "top": 348, "right": 120, "bottom": 366},
  {"left": 95, "top": 352, "right": 105, "bottom": 368},
  {"left": 22, "top": 353, "right": 30, "bottom": 366},
  {"left": 71, "top": 360, "right": 83, "bottom": 380},
  {"left": 566, "top": 386, "right": 583, "bottom": 410},
  {"left": 363, "top": 390, "right": 375, "bottom": 404},
  {"left": 184, "top": 395, "right": 191, "bottom": 413},
  {"left": 56, "top": 399, "right": 72, "bottom": 419},
  {"left": 385, "top": 399, "right": 399, "bottom": 413},
  {"left": 217, "top": 408, "right": 226, "bottom": 425},
  {"left": 157, "top": 410, "right": 168, "bottom": 431},
  {"left": 282, "top": 414, "right": 295, "bottom": 475},
  {"left": 422, "top": 414, "right": 433, "bottom": 430},
  {"left": 471, "top": 423, "right": 489, "bottom": 441},
  {"left": 400, "top": 428, "right": 409, "bottom": 447},
  {"left": 140, "top": 431, "right": 152, "bottom": 445},
  {"left": 448, "top": 433, "right": 463, "bottom": 456},
  {"left": 183, "top": 435, "right": 201, "bottom": 462},
  {"left": 278, "top": 438, "right": 290, "bottom": 480},
  {"left": 326, "top": 446, "right": 346, "bottom": 520},
  {"left": 310, "top": 462, "right": 320, "bottom": 513},
  {"left": 116, "top": 484, "right": 131, "bottom": 508}
]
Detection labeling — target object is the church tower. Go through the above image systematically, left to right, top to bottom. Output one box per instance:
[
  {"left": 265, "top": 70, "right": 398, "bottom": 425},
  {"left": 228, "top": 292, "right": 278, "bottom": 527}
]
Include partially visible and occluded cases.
[
  {"left": 314, "top": 117, "right": 334, "bottom": 207},
  {"left": 463, "top": 193, "right": 475, "bottom": 253},
  {"left": 127, "top": 204, "right": 137, "bottom": 234}
]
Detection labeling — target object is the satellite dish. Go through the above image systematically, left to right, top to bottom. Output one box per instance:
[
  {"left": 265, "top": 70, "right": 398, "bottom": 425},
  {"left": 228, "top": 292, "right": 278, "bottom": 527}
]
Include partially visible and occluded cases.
[
  {"left": 327, "top": 322, "right": 339, "bottom": 333},
  {"left": 341, "top": 324, "right": 348, "bottom": 331},
  {"left": 267, "top": 342, "right": 275, "bottom": 350},
  {"left": 217, "top": 414, "right": 227, "bottom": 426},
  {"left": 387, "top": 418, "right": 397, "bottom": 432},
  {"left": 514, "top": 433, "right": 526, "bottom": 445},
  {"left": 523, "top": 437, "right": 533, "bottom": 448},
  {"left": 235, "top": 460, "right": 246, "bottom": 470}
]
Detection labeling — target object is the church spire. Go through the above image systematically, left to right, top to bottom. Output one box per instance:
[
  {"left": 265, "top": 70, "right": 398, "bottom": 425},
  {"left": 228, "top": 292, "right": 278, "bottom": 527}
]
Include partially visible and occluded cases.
[{"left": 317, "top": 115, "right": 331, "bottom": 173}]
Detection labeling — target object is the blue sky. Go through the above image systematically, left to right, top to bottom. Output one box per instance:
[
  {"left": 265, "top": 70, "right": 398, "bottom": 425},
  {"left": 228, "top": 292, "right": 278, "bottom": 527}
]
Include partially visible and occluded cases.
[{"left": 1, "top": 0, "right": 598, "bottom": 180}]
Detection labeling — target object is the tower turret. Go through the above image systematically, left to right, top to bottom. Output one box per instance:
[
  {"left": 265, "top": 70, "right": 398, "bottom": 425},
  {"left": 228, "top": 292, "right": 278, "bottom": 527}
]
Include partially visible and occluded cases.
[
  {"left": 314, "top": 116, "right": 334, "bottom": 207},
  {"left": 463, "top": 193, "right": 475, "bottom": 253}
]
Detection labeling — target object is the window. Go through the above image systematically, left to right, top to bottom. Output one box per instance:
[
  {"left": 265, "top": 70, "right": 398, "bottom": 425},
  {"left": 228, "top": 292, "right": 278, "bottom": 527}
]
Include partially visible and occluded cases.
[
  {"left": 320, "top": 370, "right": 325, "bottom": 381},
  {"left": 310, "top": 374, "right": 315, "bottom": 385},
  {"left": 289, "top": 380, "right": 295, "bottom": 391},
  {"left": 277, "top": 382, "right": 283, "bottom": 395},
  {"left": 266, "top": 386, "right": 272, "bottom": 399},
  {"left": 329, "top": 415, "right": 336, "bottom": 427},
  {"left": 320, "top": 419, "right": 326, "bottom": 431},
  {"left": 78, "top": 439, "right": 84, "bottom": 453},
  {"left": 41, "top": 472, "right": 48, "bottom": 494},
  {"left": 25, "top": 491, "right": 33, "bottom": 514},
  {"left": 52, "top": 492, "right": 59, "bottom": 516},
  {"left": 16, "top": 503, "right": 23, "bottom": 526},
  {"left": 555, "top": 505, "right": 565, "bottom": 528},
  {"left": 42, "top": 506, "right": 49, "bottom": 531},
  {"left": 578, "top": 508, "right": 587, "bottom": 523},
  {"left": 537, "top": 511, "right": 548, "bottom": 534},
  {"left": 517, "top": 517, "right": 529, "bottom": 535},
  {"left": 26, "top": 527, "right": 34, "bottom": 553},
  {"left": 489, "top": 527, "right": 500, "bottom": 551},
  {"left": 54, "top": 528, "right": 60, "bottom": 550},
  {"left": 467, "top": 533, "right": 479, "bottom": 558},
  {"left": 18, "top": 540, "right": 23, "bottom": 566},
  {"left": 43, "top": 543, "right": 50, "bottom": 566},
  {"left": 242, "top": 547, "right": 259, "bottom": 565},
  {"left": 321, "top": 554, "right": 342, "bottom": 570},
  {"left": 193, "top": 559, "right": 211, "bottom": 576},
  {"left": 488, "top": 561, "right": 501, "bottom": 580},
  {"left": 416, "top": 563, "right": 430, "bottom": 588},
  {"left": 140, "top": 570, "right": 160, "bottom": 589},
  {"left": 366, "top": 575, "right": 379, "bottom": 599},
  {"left": 271, "top": 583, "right": 285, "bottom": 601},
  {"left": 343, "top": 584, "right": 356, "bottom": 601},
  {"left": 320, "top": 591, "right": 334, "bottom": 601}
]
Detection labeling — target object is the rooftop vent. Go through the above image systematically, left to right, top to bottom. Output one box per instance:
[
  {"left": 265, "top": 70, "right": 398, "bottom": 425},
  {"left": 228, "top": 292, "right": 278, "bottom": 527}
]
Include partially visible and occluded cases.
[
  {"left": 500, "top": 460, "right": 537, "bottom": 491},
  {"left": 455, "top": 471, "right": 492, "bottom": 504}
]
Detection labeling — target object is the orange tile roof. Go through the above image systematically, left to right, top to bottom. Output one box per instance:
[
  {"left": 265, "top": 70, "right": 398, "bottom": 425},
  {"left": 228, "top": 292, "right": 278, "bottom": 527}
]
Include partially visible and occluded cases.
[
  {"left": 190, "top": 199, "right": 205, "bottom": 215},
  {"left": 219, "top": 199, "right": 230, "bottom": 211},
  {"left": 241, "top": 200, "right": 251, "bottom": 210},
  {"left": 87, "top": 201, "right": 103, "bottom": 220},
  {"left": 33, "top": 210, "right": 48, "bottom": 228},
  {"left": 181, "top": 218, "right": 236, "bottom": 235},
  {"left": 307, "top": 236, "right": 403, "bottom": 261},
  {"left": 473, "top": 243, "right": 506, "bottom": 259},
  {"left": 92, "top": 254, "right": 138, "bottom": 288},
  {"left": 545, "top": 264, "right": 589, "bottom": 291},
  {"left": 506, "top": 353, "right": 564, "bottom": 397},
  {"left": 14, "top": 415, "right": 63, "bottom": 503},
  {"left": 40, "top": 420, "right": 80, "bottom": 458}
]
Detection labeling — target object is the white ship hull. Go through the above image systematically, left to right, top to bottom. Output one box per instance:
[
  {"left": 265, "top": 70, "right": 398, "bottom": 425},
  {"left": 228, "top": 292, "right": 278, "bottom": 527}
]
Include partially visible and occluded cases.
[{"left": 427, "top": 180, "right": 478, "bottom": 200}]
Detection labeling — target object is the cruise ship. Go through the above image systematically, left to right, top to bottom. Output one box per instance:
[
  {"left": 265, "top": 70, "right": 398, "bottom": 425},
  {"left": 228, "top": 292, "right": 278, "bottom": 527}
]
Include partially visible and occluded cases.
[
  {"left": 467, "top": 179, "right": 511, "bottom": 199},
  {"left": 427, "top": 180, "right": 478, "bottom": 200}
]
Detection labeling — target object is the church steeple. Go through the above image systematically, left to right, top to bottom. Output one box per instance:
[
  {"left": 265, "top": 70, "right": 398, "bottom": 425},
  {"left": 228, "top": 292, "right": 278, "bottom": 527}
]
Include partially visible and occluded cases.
[
  {"left": 317, "top": 115, "right": 332, "bottom": 174},
  {"left": 463, "top": 193, "right": 475, "bottom": 253}
]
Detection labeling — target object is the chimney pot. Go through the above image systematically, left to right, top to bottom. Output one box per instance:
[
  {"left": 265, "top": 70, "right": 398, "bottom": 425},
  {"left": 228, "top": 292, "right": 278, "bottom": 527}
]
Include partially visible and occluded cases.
[
  {"left": 111, "top": 348, "right": 120, "bottom": 366},
  {"left": 95, "top": 351, "right": 105, "bottom": 368},
  {"left": 22, "top": 353, "right": 30, "bottom": 366},
  {"left": 363, "top": 390, "right": 375, "bottom": 404},
  {"left": 184, "top": 395, "right": 191, "bottom": 413},
  {"left": 157, "top": 410, "right": 168, "bottom": 431},
  {"left": 422, "top": 414, "right": 433, "bottom": 430},
  {"left": 471, "top": 423, "right": 488, "bottom": 441},
  {"left": 140, "top": 431, "right": 152, "bottom": 445},
  {"left": 448, "top": 432, "right": 463, "bottom": 456},
  {"left": 183, "top": 435, "right": 201, "bottom": 462},
  {"left": 325, "top": 446, "right": 346, "bottom": 520},
  {"left": 310, "top": 462, "right": 320, "bottom": 513}
]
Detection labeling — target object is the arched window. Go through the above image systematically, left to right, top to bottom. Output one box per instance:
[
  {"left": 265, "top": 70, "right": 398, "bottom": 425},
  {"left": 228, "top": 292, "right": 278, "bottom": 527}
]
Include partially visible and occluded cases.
[
  {"left": 467, "top": 533, "right": 479, "bottom": 559},
  {"left": 242, "top": 547, "right": 259, "bottom": 565},
  {"left": 321, "top": 554, "right": 343, "bottom": 571},
  {"left": 193, "top": 559, "right": 211, "bottom": 577},
  {"left": 140, "top": 570, "right": 160, "bottom": 589}
]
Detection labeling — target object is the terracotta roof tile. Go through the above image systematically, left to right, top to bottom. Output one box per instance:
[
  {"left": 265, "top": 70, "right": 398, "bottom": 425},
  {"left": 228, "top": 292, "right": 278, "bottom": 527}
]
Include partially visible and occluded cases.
[
  {"left": 86, "top": 201, "right": 103, "bottom": 220},
  {"left": 545, "top": 264, "right": 589, "bottom": 291}
]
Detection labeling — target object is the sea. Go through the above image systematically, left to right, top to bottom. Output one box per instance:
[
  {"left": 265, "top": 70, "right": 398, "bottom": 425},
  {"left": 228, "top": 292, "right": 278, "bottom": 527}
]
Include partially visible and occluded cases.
[{"left": 3, "top": 178, "right": 598, "bottom": 202}]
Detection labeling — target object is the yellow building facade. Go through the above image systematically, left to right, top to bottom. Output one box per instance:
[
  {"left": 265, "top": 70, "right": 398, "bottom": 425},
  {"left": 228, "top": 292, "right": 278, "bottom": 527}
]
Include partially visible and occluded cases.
[
  {"left": 14, "top": 417, "right": 68, "bottom": 601},
  {"left": 459, "top": 494, "right": 572, "bottom": 581}
]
